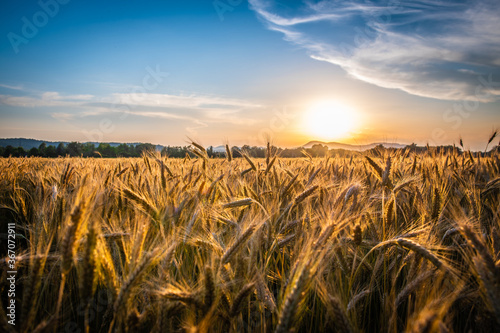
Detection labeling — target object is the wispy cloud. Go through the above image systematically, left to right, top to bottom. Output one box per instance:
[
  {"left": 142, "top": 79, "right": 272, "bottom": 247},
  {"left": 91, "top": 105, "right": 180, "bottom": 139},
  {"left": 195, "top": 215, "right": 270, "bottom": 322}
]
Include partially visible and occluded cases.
[
  {"left": 249, "top": 0, "right": 500, "bottom": 101},
  {"left": 0, "top": 83, "right": 24, "bottom": 91},
  {"left": 0, "top": 90, "right": 262, "bottom": 135},
  {"left": 0, "top": 92, "right": 94, "bottom": 107},
  {"left": 42, "top": 92, "right": 94, "bottom": 101},
  {"left": 110, "top": 92, "right": 261, "bottom": 109},
  {"left": 104, "top": 93, "right": 262, "bottom": 130},
  {"left": 51, "top": 112, "right": 75, "bottom": 121}
]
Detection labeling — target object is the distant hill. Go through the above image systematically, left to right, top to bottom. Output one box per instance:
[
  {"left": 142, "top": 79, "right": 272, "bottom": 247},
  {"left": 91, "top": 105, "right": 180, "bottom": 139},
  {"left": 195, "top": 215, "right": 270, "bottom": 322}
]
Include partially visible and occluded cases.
[
  {"left": 0, "top": 138, "right": 165, "bottom": 151},
  {"left": 0, "top": 138, "right": 65, "bottom": 150},
  {"left": 0, "top": 138, "right": 408, "bottom": 152},
  {"left": 2, "top": 138, "right": 464, "bottom": 154},
  {"left": 302, "top": 141, "right": 406, "bottom": 151},
  {"left": 212, "top": 145, "right": 227, "bottom": 153}
]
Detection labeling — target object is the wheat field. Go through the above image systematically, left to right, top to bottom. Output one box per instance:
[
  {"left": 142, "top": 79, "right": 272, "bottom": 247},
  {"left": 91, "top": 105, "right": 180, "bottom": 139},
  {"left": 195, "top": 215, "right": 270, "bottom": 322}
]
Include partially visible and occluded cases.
[{"left": 0, "top": 147, "right": 499, "bottom": 332}]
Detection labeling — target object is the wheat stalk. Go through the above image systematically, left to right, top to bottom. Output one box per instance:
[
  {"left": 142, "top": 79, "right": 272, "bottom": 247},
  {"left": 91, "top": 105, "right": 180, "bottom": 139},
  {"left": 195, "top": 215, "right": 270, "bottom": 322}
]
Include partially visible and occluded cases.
[
  {"left": 221, "top": 224, "right": 256, "bottom": 264},
  {"left": 275, "top": 261, "right": 310, "bottom": 333}
]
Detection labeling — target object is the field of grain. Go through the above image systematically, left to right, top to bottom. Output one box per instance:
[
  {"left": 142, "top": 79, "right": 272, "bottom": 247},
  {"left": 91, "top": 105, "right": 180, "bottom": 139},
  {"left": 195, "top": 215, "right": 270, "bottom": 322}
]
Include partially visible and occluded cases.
[{"left": 1, "top": 148, "right": 499, "bottom": 332}]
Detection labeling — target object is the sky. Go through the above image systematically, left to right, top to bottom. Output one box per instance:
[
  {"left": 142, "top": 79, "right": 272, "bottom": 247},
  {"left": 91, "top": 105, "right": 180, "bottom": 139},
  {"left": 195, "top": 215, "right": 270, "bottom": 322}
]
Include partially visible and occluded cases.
[{"left": 0, "top": 0, "right": 499, "bottom": 150}]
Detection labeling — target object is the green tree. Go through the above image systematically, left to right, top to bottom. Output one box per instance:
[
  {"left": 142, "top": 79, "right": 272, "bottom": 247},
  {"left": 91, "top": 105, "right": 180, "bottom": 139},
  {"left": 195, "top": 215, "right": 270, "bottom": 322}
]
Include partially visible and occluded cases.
[
  {"left": 38, "top": 142, "right": 47, "bottom": 157},
  {"left": 67, "top": 142, "right": 83, "bottom": 156},
  {"left": 56, "top": 143, "right": 66, "bottom": 156},
  {"left": 81, "top": 143, "right": 96, "bottom": 157},
  {"left": 97, "top": 143, "right": 116, "bottom": 157},
  {"left": 135, "top": 143, "right": 155, "bottom": 156},
  {"left": 117, "top": 144, "right": 132, "bottom": 157},
  {"left": 3, "top": 145, "right": 14, "bottom": 157},
  {"left": 45, "top": 145, "right": 57, "bottom": 157},
  {"left": 13, "top": 146, "right": 26, "bottom": 157},
  {"left": 28, "top": 147, "right": 39, "bottom": 157}
]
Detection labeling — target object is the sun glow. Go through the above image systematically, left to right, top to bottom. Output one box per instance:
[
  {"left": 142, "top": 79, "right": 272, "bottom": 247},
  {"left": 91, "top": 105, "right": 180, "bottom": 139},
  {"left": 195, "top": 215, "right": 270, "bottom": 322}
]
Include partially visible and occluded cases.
[{"left": 305, "top": 100, "right": 357, "bottom": 141}]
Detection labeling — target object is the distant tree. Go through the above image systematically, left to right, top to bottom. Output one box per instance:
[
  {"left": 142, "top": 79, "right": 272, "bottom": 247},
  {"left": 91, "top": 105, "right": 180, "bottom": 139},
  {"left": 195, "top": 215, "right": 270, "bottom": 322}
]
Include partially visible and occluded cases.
[
  {"left": 67, "top": 142, "right": 83, "bottom": 156},
  {"left": 38, "top": 143, "right": 47, "bottom": 157},
  {"left": 56, "top": 143, "right": 66, "bottom": 156},
  {"left": 82, "top": 143, "right": 96, "bottom": 157},
  {"left": 97, "top": 143, "right": 116, "bottom": 157},
  {"left": 117, "top": 143, "right": 132, "bottom": 157},
  {"left": 135, "top": 143, "right": 155, "bottom": 156},
  {"left": 404, "top": 143, "right": 418, "bottom": 153},
  {"left": 309, "top": 144, "right": 328, "bottom": 157},
  {"left": 3, "top": 145, "right": 15, "bottom": 157},
  {"left": 45, "top": 145, "right": 57, "bottom": 157},
  {"left": 241, "top": 145, "right": 266, "bottom": 158},
  {"left": 436, "top": 145, "right": 458, "bottom": 154},
  {"left": 14, "top": 146, "right": 26, "bottom": 157},
  {"left": 160, "top": 146, "right": 168, "bottom": 157},
  {"left": 161, "top": 146, "right": 191, "bottom": 158},
  {"left": 231, "top": 146, "right": 242, "bottom": 158},
  {"left": 28, "top": 147, "right": 39, "bottom": 157},
  {"left": 280, "top": 147, "right": 302, "bottom": 158}
]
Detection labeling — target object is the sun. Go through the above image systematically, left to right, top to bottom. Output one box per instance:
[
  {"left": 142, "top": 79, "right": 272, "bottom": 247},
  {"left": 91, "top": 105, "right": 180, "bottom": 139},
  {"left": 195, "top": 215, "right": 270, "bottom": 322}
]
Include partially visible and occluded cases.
[{"left": 304, "top": 100, "right": 356, "bottom": 141}]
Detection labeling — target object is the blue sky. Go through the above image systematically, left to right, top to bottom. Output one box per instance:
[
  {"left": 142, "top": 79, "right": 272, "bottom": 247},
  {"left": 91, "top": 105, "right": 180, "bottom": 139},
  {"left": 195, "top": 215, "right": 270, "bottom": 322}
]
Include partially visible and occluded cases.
[{"left": 0, "top": 0, "right": 498, "bottom": 150}]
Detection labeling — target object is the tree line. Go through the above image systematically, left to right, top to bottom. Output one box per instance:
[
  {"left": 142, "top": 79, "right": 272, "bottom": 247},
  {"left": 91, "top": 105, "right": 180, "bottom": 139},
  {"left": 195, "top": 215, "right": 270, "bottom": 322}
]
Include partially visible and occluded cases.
[
  {"left": 0, "top": 141, "right": 483, "bottom": 158},
  {"left": 0, "top": 142, "right": 159, "bottom": 158},
  {"left": 0, "top": 142, "right": 352, "bottom": 158},
  {"left": 0, "top": 142, "right": 232, "bottom": 158}
]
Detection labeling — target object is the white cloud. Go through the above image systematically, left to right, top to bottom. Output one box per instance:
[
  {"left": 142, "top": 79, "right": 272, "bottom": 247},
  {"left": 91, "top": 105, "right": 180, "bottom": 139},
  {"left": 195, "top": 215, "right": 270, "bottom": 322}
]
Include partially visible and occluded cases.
[
  {"left": 249, "top": 0, "right": 500, "bottom": 102},
  {"left": 0, "top": 84, "right": 24, "bottom": 91},
  {"left": 0, "top": 90, "right": 262, "bottom": 136},
  {"left": 0, "top": 91, "right": 259, "bottom": 111},
  {"left": 0, "top": 92, "right": 95, "bottom": 107},
  {"left": 42, "top": 92, "right": 94, "bottom": 101},
  {"left": 110, "top": 92, "right": 261, "bottom": 109},
  {"left": 51, "top": 112, "right": 75, "bottom": 121}
]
